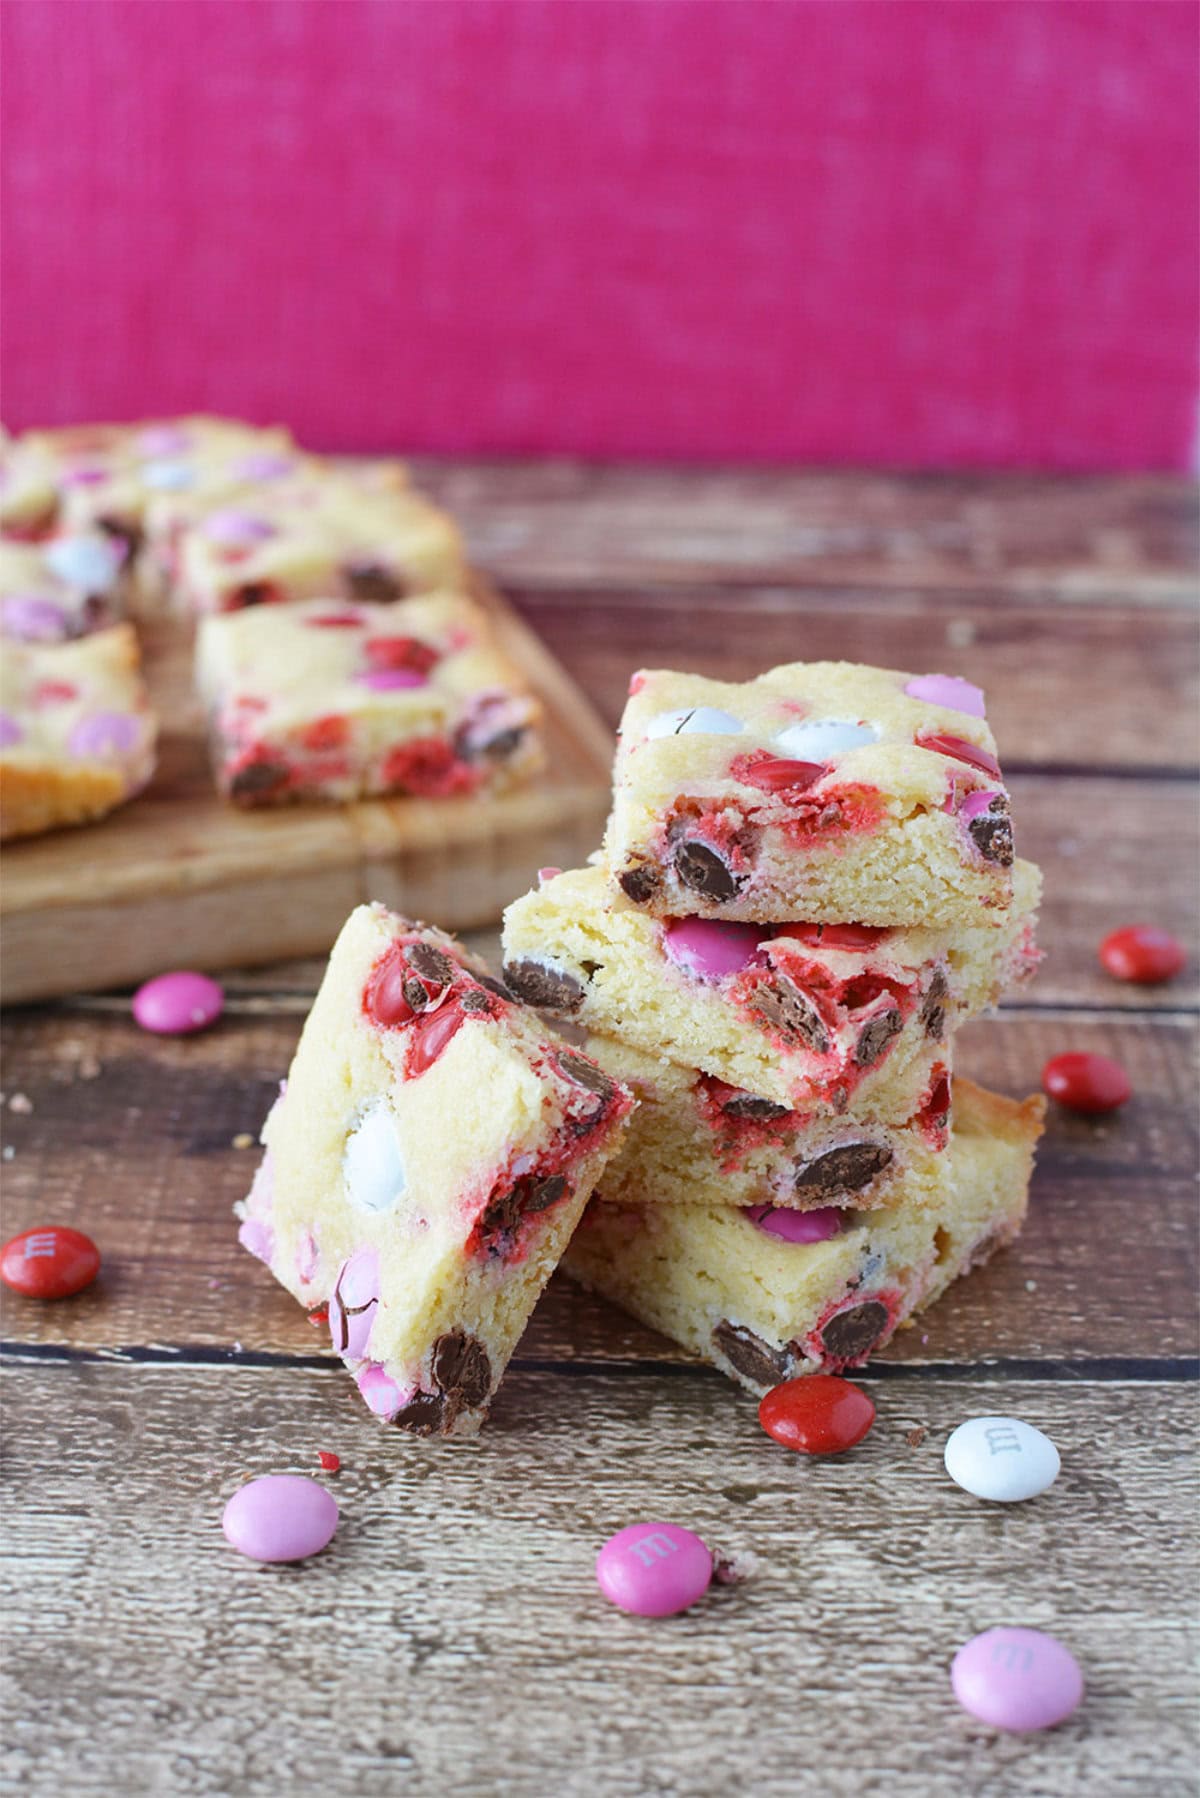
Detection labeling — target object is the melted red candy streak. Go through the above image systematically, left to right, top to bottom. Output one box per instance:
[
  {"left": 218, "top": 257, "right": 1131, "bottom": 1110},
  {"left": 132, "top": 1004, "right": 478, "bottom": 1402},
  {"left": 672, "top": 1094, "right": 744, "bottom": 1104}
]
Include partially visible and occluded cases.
[
  {"left": 306, "top": 612, "right": 364, "bottom": 629},
  {"left": 365, "top": 636, "right": 440, "bottom": 675},
  {"left": 34, "top": 680, "right": 79, "bottom": 705},
  {"left": 300, "top": 715, "right": 350, "bottom": 752},
  {"left": 917, "top": 732, "right": 1002, "bottom": 780},
  {"left": 381, "top": 737, "right": 481, "bottom": 798},
  {"left": 778, "top": 784, "right": 886, "bottom": 846},
  {"left": 789, "top": 922, "right": 891, "bottom": 951},
  {"left": 1098, "top": 925, "right": 1186, "bottom": 984},
  {"left": 1042, "top": 1052, "right": 1131, "bottom": 1114},
  {"left": 916, "top": 1066, "right": 952, "bottom": 1148},
  {"left": 759, "top": 1374, "right": 877, "bottom": 1455}
]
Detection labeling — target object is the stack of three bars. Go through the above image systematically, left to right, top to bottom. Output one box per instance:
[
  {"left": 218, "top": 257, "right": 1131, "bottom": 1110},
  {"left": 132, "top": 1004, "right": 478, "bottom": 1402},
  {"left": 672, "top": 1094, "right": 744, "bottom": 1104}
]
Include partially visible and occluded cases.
[{"left": 501, "top": 660, "right": 1045, "bottom": 1393}]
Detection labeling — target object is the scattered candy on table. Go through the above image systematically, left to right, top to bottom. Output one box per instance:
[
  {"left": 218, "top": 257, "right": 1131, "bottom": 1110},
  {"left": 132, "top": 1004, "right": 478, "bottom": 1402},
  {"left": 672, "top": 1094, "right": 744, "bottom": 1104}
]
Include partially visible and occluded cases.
[
  {"left": 1098, "top": 924, "right": 1186, "bottom": 985},
  {"left": 132, "top": 970, "right": 225, "bottom": 1035},
  {"left": 1041, "top": 1051, "right": 1131, "bottom": 1114},
  {"left": 0, "top": 1225, "right": 100, "bottom": 1299},
  {"left": 758, "top": 1375, "right": 876, "bottom": 1455},
  {"left": 943, "top": 1415, "right": 1060, "bottom": 1502},
  {"left": 317, "top": 1451, "right": 341, "bottom": 1474},
  {"left": 221, "top": 1474, "right": 339, "bottom": 1563},
  {"left": 595, "top": 1522, "right": 713, "bottom": 1617},
  {"left": 951, "top": 1626, "right": 1084, "bottom": 1732}
]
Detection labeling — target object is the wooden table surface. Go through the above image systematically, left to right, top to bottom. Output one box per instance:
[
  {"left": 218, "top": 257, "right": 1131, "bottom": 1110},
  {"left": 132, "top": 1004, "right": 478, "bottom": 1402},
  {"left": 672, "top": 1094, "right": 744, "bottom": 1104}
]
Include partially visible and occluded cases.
[{"left": 2, "top": 466, "right": 1197, "bottom": 1797}]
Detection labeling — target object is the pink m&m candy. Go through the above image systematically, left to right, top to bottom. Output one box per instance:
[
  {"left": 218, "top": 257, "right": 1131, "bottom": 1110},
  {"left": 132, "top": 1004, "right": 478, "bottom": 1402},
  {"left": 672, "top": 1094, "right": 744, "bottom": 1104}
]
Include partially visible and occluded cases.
[
  {"left": 905, "top": 673, "right": 986, "bottom": 717},
  {"left": 68, "top": 711, "right": 142, "bottom": 759},
  {"left": 664, "top": 918, "right": 765, "bottom": 983},
  {"left": 132, "top": 970, "right": 224, "bottom": 1035},
  {"left": 745, "top": 1204, "right": 843, "bottom": 1243},
  {"left": 222, "top": 1475, "right": 338, "bottom": 1564},
  {"left": 595, "top": 1522, "right": 713, "bottom": 1617},
  {"left": 951, "top": 1627, "right": 1084, "bottom": 1732}
]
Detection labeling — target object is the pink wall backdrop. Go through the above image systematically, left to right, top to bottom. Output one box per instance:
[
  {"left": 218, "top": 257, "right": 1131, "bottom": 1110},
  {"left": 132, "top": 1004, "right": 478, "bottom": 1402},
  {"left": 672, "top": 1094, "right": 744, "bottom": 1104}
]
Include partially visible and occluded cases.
[{"left": 2, "top": 0, "right": 1197, "bottom": 470}]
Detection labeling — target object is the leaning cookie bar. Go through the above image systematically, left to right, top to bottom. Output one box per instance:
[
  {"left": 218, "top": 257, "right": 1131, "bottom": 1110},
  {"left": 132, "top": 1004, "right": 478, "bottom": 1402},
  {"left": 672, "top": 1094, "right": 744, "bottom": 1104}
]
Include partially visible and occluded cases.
[
  {"left": 196, "top": 593, "right": 544, "bottom": 804},
  {"left": 0, "top": 624, "right": 157, "bottom": 839},
  {"left": 607, "top": 663, "right": 1017, "bottom": 927},
  {"left": 502, "top": 861, "right": 1039, "bottom": 1116},
  {"left": 236, "top": 904, "right": 633, "bottom": 1435},
  {"left": 583, "top": 1036, "right": 952, "bottom": 1211},
  {"left": 563, "top": 1078, "right": 1044, "bottom": 1393}
]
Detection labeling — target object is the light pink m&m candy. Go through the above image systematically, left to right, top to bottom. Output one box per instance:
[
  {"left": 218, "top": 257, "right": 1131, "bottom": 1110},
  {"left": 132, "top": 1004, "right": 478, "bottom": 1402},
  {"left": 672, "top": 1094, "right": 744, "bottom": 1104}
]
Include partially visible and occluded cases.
[
  {"left": 905, "top": 673, "right": 987, "bottom": 717},
  {"left": 664, "top": 918, "right": 765, "bottom": 983},
  {"left": 132, "top": 970, "right": 224, "bottom": 1035},
  {"left": 222, "top": 1475, "right": 338, "bottom": 1563},
  {"left": 595, "top": 1521, "right": 713, "bottom": 1617},
  {"left": 951, "top": 1627, "right": 1083, "bottom": 1732}
]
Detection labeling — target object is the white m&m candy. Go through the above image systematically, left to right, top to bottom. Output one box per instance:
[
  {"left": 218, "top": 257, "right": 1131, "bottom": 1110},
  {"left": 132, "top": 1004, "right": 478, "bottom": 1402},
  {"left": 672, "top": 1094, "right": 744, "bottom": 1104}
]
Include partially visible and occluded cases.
[
  {"left": 645, "top": 707, "right": 743, "bottom": 739},
  {"left": 773, "top": 718, "right": 879, "bottom": 760},
  {"left": 343, "top": 1099, "right": 406, "bottom": 1214},
  {"left": 944, "top": 1415, "right": 1060, "bottom": 1502}
]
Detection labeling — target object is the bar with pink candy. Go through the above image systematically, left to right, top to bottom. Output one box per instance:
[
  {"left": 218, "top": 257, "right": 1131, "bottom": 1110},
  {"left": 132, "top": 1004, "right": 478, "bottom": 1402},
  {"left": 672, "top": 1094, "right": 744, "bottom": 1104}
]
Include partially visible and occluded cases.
[{"left": 499, "top": 655, "right": 1045, "bottom": 1393}]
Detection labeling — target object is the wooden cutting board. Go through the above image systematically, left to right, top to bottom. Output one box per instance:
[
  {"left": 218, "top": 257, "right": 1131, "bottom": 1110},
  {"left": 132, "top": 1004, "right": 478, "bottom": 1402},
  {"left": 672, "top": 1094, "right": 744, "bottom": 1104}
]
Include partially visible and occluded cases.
[{"left": 0, "top": 579, "right": 614, "bottom": 1002}]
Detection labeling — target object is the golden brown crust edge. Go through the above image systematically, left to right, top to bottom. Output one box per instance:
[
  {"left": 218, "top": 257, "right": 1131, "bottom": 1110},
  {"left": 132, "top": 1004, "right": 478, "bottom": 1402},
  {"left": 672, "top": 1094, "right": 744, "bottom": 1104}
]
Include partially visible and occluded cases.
[{"left": 0, "top": 761, "right": 129, "bottom": 841}]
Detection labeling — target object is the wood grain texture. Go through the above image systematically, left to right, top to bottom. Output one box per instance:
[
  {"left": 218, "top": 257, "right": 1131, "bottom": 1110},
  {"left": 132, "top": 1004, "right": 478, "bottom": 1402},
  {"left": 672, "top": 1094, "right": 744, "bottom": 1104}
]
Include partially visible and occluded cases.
[
  {"left": 414, "top": 462, "right": 1200, "bottom": 605},
  {"left": 1, "top": 465, "right": 1196, "bottom": 1798},
  {"left": 0, "top": 581, "right": 615, "bottom": 1003},
  {"left": 503, "top": 586, "right": 1199, "bottom": 772},
  {"left": 1, "top": 1013, "right": 1195, "bottom": 1366},
  {"left": 1, "top": 1363, "right": 1195, "bottom": 1798}
]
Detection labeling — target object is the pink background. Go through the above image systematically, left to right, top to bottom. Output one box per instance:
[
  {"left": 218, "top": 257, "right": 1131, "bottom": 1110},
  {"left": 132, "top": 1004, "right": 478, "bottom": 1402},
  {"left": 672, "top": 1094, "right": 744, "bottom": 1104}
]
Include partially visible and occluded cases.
[{"left": 2, "top": 0, "right": 1197, "bottom": 470}]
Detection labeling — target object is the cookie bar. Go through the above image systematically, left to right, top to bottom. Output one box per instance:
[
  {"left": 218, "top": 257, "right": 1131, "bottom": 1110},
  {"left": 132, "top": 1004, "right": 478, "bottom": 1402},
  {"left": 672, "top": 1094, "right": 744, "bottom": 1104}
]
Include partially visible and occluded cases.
[
  {"left": 7, "top": 416, "right": 297, "bottom": 560},
  {"left": 174, "top": 465, "right": 465, "bottom": 614},
  {"left": 0, "top": 531, "right": 129, "bottom": 640},
  {"left": 195, "top": 593, "right": 544, "bottom": 805},
  {"left": 0, "top": 623, "right": 157, "bottom": 839},
  {"left": 606, "top": 663, "right": 1019, "bottom": 928},
  {"left": 501, "top": 861, "right": 1039, "bottom": 1115},
  {"left": 236, "top": 903, "right": 633, "bottom": 1436},
  {"left": 583, "top": 1036, "right": 952, "bottom": 1211},
  {"left": 564, "top": 1078, "right": 1044, "bottom": 1393}
]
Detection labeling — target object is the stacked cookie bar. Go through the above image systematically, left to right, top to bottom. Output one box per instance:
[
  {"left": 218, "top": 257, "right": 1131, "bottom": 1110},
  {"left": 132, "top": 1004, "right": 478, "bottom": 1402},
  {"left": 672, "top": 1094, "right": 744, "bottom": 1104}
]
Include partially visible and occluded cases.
[
  {"left": 0, "top": 416, "right": 544, "bottom": 836},
  {"left": 502, "top": 661, "right": 1044, "bottom": 1392}
]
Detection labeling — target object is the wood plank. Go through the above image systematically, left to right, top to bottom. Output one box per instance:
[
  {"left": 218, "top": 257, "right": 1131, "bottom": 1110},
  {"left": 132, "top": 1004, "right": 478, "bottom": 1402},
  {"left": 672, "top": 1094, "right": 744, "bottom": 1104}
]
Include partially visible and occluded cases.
[
  {"left": 412, "top": 460, "right": 1199, "bottom": 605},
  {"left": 0, "top": 581, "right": 615, "bottom": 1003},
  {"left": 502, "top": 585, "right": 1199, "bottom": 771},
  {"left": 54, "top": 766, "right": 1200, "bottom": 1015},
  {"left": 1, "top": 1013, "right": 1194, "bottom": 1365},
  {"left": 1, "top": 1362, "right": 1194, "bottom": 1796}
]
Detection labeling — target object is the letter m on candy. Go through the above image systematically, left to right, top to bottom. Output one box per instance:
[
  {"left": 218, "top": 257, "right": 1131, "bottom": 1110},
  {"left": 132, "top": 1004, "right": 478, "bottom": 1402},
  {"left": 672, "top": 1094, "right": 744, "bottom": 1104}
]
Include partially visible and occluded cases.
[{"left": 628, "top": 1532, "right": 679, "bottom": 1568}]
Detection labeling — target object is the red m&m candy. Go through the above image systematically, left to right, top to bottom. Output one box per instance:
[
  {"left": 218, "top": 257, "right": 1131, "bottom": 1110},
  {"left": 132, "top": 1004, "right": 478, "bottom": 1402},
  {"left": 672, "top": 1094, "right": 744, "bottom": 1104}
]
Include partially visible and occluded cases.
[
  {"left": 1098, "top": 925, "right": 1186, "bottom": 985},
  {"left": 1041, "top": 1052, "right": 1131, "bottom": 1115},
  {"left": 1, "top": 1226, "right": 100, "bottom": 1299},
  {"left": 759, "top": 1374, "right": 876, "bottom": 1455}
]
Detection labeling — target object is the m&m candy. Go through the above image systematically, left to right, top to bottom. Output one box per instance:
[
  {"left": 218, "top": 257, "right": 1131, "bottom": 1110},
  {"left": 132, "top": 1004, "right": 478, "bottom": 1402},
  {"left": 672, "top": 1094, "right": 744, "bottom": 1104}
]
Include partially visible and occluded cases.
[
  {"left": 1, "top": 1226, "right": 100, "bottom": 1299},
  {"left": 758, "top": 1374, "right": 876, "bottom": 1455}
]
